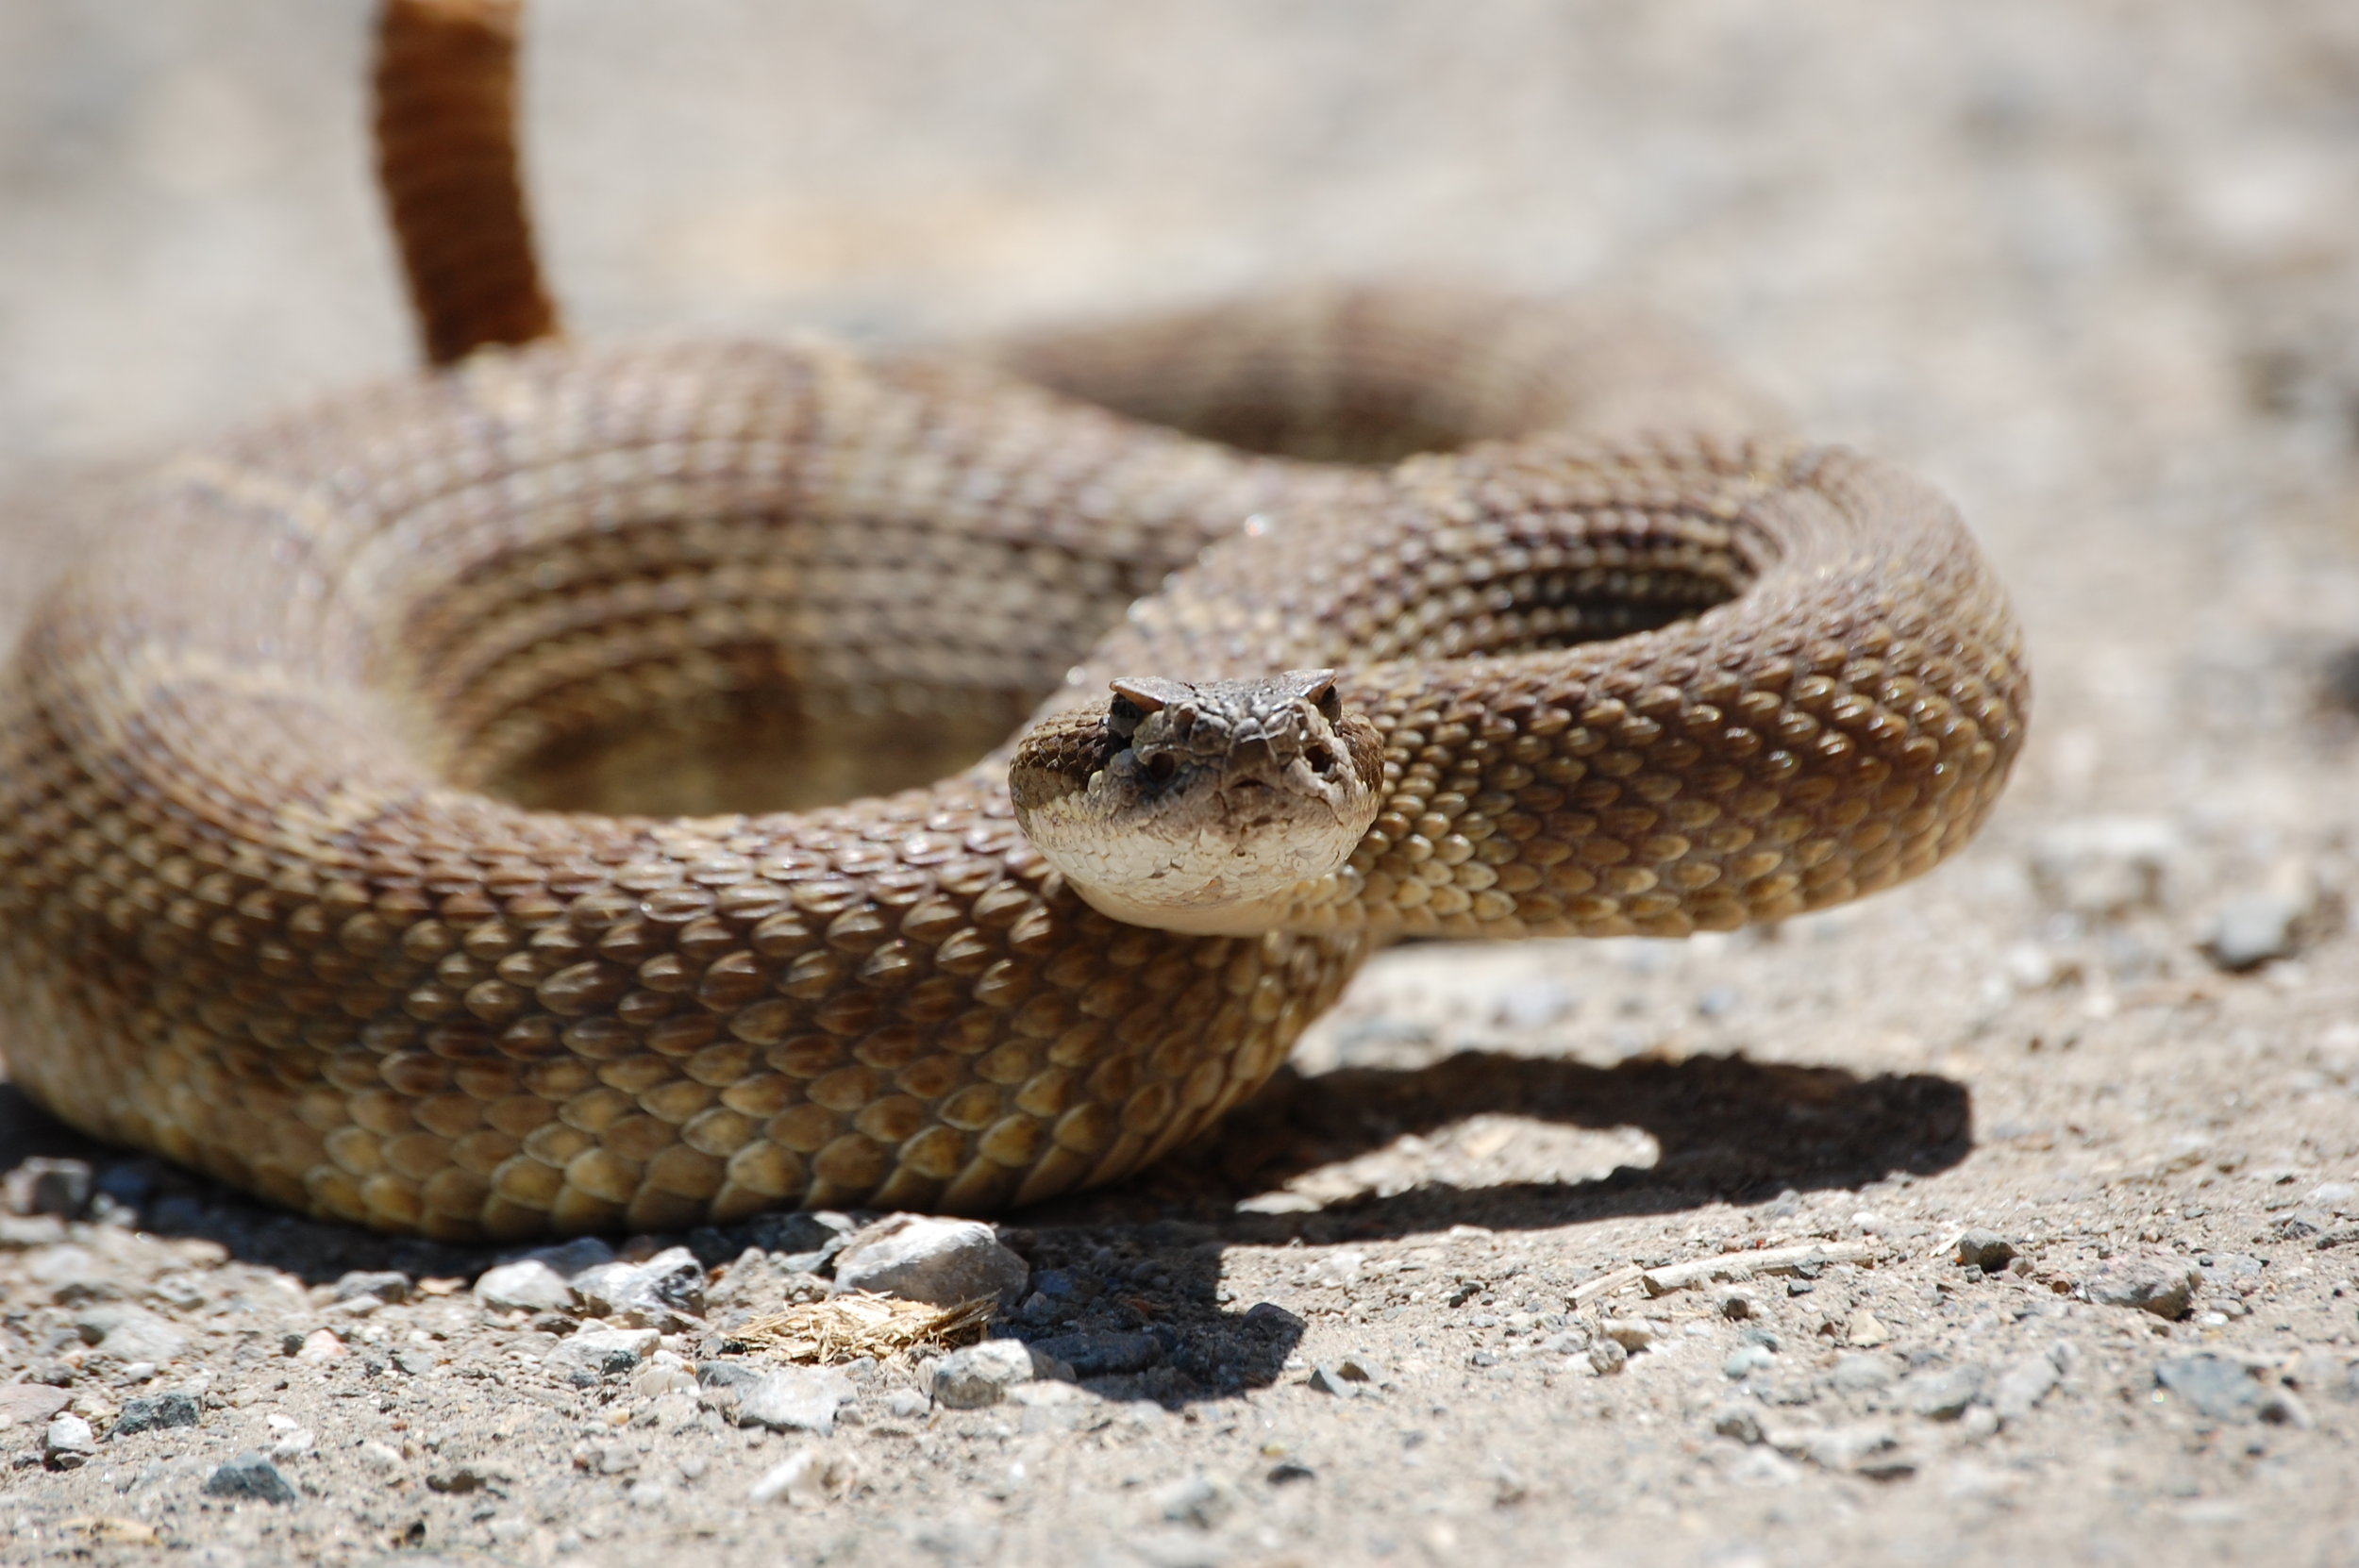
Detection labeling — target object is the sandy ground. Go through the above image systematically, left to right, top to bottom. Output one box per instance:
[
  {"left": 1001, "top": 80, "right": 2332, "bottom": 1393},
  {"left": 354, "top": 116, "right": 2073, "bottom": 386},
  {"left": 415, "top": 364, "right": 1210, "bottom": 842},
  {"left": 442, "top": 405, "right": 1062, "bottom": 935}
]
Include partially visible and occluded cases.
[{"left": 7, "top": 2, "right": 2359, "bottom": 1564}]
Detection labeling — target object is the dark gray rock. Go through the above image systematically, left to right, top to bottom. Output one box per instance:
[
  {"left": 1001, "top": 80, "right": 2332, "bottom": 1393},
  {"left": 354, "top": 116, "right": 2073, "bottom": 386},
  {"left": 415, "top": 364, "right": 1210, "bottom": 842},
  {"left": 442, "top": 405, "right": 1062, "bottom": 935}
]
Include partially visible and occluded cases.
[
  {"left": 1242, "top": 1302, "right": 1305, "bottom": 1335},
  {"left": 113, "top": 1393, "right": 201, "bottom": 1435},
  {"left": 203, "top": 1451, "right": 297, "bottom": 1504}
]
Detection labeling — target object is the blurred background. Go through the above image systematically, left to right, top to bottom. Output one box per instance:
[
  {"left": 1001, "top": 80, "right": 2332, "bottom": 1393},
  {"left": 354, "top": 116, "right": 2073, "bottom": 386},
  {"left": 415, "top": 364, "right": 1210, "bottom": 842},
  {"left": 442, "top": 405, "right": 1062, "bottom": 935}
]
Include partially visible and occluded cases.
[{"left": 4, "top": 0, "right": 2359, "bottom": 828}]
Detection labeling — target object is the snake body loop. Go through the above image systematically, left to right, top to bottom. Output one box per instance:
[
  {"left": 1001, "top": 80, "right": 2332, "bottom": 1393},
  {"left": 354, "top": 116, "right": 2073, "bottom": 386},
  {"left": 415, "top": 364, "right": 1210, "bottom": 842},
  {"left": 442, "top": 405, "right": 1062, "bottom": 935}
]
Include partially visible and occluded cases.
[{"left": 0, "top": 8, "right": 2029, "bottom": 1239}]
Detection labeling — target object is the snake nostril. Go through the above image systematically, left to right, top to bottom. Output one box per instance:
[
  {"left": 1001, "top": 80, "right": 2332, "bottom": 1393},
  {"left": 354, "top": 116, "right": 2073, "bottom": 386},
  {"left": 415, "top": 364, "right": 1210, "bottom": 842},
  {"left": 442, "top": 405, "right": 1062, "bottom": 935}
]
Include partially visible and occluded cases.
[
  {"left": 1303, "top": 742, "right": 1335, "bottom": 776},
  {"left": 1143, "top": 751, "right": 1179, "bottom": 783}
]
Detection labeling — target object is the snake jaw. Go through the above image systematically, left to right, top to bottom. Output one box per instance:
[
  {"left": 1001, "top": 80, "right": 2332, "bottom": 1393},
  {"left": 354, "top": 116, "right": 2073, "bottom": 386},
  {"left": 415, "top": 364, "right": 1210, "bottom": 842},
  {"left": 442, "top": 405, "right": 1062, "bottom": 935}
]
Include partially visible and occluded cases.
[{"left": 1009, "top": 670, "right": 1385, "bottom": 933}]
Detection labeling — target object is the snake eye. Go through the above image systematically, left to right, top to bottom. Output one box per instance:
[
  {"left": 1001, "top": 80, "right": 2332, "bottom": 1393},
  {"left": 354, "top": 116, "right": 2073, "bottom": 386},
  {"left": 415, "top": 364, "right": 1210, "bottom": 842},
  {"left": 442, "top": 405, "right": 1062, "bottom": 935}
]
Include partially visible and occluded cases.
[{"left": 1311, "top": 681, "right": 1342, "bottom": 724}]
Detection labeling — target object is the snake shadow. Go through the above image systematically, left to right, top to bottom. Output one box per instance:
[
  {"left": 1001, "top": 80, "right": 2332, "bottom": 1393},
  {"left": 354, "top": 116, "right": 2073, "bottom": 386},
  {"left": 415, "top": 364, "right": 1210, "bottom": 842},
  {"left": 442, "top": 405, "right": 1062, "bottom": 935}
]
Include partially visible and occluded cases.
[{"left": 0, "top": 1049, "right": 1968, "bottom": 1406}]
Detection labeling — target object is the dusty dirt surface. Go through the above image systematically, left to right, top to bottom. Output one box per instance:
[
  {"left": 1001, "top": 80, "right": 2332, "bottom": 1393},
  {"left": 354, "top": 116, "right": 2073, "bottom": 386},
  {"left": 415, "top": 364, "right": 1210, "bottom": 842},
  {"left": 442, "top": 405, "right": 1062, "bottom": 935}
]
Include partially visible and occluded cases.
[{"left": 8, "top": 3, "right": 2359, "bottom": 1564}]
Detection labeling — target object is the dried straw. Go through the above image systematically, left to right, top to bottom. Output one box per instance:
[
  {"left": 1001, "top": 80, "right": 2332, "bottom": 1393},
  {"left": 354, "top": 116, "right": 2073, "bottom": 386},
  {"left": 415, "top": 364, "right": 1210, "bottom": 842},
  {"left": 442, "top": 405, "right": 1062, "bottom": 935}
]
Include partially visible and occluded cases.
[{"left": 732, "top": 1291, "right": 995, "bottom": 1364}]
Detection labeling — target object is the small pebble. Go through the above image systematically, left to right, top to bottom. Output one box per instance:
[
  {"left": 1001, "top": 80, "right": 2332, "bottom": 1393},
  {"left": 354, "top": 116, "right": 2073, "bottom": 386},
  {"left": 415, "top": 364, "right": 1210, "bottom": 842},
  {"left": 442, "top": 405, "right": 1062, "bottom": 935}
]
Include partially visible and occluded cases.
[
  {"left": 2202, "top": 877, "right": 2316, "bottom": 972},
  {"left": 5, "top": 1158, "right": 92, "bottom": 1219},
  {"left": 830, "top": 1215, "right": 1029, "bottom": 1308},
  {"left": 1952, "top": 1230, "right": 2018, "bottom": 1272},
  {"left": 2084, "top": 1257, "right": 2201, "bottom": 1319},
  {"left": 474, "top": 1259, "right": 574, "bottom": 1314},
  {"left": 331, "top": 1270, "right": 411, "bottom": 1306},
  {"left": 1844, "top": 1309, "right": 1892, "bottom": 1348},
  {"left": 1599, "top": 1317, "right": 1663, "bottom": 1352},
  {"left": 546, "top": 1325, "right": 660, "bottom": 1384},
  {"left": 293, "top": 1328, "right": 343, "bottom": 1364},
  {"left": 931, "top": 1341, "right": 1046, "bottom": 1410},
  {"left": 1724, "top": 1344, "right": 1774, "bottom": 1378},
  {"left": 1990, "top": 1349, "right": 2063, "bottom": 1422},
  {"left": 1829, "top": 1353, "right": 1899, "bottom": 1394},
  {"left": 2155, "top": 1354, "right": 2280, "bottom": 1424},
  {"left": 1901, "top": 1364, "right": 1984, "bottom": 1421},
  {"left": 737, "top": 1366, "right": 855, "bottom": 1434},
  {"left": 114, "top": 1392, "right": 201, "bottom": 1435},
  {"left": 1712, "top": 1406, "right": 1765, "bottom": 1443},
  {"left": 43, "top": 1410, "right": 96, "bottom": 1467},
  {"left": 748, "top": 1447, "right": 858, "bottom": 1506},
  {"left": 203, "top": 1450, "right": 297, "bottom": 1504},
  {"left": 1155, "top": 1474, "right": 1238, "bottom": 1531}
]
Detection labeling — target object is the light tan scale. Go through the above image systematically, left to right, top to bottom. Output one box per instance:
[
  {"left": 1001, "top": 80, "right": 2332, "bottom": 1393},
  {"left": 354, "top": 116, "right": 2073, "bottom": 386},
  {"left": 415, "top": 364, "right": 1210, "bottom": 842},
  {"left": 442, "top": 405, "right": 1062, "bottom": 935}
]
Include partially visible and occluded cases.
[{"left": 0, "top": 1, "right": 2030, "bottom": 1240}]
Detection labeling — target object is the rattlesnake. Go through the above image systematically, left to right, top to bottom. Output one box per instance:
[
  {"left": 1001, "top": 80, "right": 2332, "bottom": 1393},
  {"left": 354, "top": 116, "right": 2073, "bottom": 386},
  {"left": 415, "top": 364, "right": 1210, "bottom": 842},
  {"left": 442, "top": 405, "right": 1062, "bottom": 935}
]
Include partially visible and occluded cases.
[{"left": 0, "top": 1, "right": 2028, "bottom": 1239}]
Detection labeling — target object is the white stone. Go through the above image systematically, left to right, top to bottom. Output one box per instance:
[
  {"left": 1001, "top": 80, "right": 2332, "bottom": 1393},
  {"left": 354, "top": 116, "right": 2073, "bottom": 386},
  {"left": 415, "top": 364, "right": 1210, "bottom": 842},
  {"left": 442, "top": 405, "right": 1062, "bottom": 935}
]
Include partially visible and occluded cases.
[
  {"left": 832, "top": 1215, "right": 1029, "bottom": 1308},
  {"left": 474, "top": 1259, "right": 573, "bottom": 1313},
  {"left": 546, "top": 1325, "right": 661, "bottom": 1382},
  {"left": 931, "top": 1340, "right": 1050, "bottom": 1409},
  {"left": 736, "top": 1366, "right": 854, "bottom": 1434}
]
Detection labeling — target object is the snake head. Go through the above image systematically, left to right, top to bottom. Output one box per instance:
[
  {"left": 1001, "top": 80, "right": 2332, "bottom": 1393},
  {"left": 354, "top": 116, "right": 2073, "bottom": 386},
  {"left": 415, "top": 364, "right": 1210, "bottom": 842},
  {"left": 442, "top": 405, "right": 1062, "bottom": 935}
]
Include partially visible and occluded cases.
[{"left": 1009, "top": 669, "right": 1386, "bottom": 933}]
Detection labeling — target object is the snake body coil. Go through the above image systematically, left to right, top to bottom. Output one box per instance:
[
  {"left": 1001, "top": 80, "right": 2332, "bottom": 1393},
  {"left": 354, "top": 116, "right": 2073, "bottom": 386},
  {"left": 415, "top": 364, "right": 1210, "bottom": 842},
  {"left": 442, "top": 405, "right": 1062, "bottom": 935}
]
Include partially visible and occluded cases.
[{"left": 0, "top": 10, "right": 2027, "bottom": 1241}]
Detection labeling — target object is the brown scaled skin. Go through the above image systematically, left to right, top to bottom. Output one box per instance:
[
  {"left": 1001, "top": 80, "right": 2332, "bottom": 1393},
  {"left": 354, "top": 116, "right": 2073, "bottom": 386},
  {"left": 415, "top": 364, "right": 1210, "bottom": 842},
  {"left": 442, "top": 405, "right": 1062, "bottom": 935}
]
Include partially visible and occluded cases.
[{"left": 0, "top": 340, "right": 2025, "bottom": 1241}]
